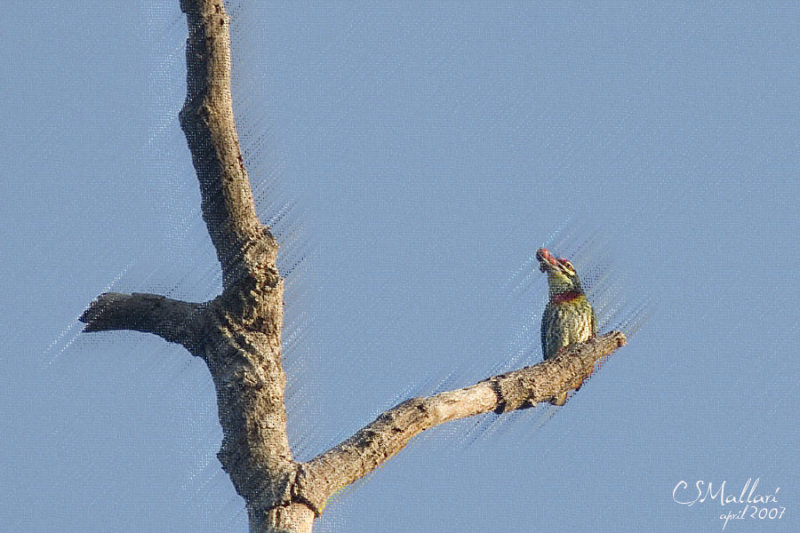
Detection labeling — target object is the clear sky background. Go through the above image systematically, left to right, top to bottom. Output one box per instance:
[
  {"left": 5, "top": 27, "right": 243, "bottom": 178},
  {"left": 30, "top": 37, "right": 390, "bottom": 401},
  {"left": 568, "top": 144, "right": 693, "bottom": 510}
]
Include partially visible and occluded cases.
[{"left": 2, "top": 2, "right": 798, "bottom": 532}]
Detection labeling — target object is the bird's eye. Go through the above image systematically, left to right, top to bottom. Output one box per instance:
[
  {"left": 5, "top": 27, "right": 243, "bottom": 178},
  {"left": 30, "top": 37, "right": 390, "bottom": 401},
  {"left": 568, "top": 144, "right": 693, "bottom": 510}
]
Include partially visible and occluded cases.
[{"left": 559, "top": 259, "right": 575, "bottom": 272}]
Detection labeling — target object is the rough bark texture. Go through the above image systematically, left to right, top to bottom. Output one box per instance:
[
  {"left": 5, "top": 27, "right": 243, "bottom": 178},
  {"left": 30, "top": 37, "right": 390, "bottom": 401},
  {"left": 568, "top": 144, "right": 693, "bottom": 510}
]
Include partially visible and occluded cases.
[
  {"left": 79, "top": 2, "right": 628, "bottom": 532},
  {"left": 81, "top": 292, "right": 206, "bottom": 351},
  {"left": 293, "top": 332, "right": 626, "bottom": 515}
]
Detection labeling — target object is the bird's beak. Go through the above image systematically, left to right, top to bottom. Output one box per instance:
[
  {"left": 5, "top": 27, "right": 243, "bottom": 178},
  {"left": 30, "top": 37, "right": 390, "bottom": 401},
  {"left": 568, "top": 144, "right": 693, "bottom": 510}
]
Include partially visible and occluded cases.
[{"left": 536, "top": 248, "right": 559, "bottom": 273}]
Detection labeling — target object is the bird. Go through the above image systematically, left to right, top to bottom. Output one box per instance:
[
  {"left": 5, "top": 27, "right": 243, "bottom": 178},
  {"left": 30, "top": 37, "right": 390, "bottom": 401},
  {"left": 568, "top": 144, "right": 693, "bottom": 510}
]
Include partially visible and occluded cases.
[{"left": 536, "top": 248, "right": 596, "bottom": 405}]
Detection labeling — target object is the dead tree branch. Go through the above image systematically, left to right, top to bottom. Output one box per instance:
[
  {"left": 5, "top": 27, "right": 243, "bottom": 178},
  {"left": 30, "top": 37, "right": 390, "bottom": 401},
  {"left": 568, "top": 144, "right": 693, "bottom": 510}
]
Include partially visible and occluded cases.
[
  {"left": 179, "top": 0, "right": 276, "bottom": 288},
  {"left": 79, "top": 2, "right": 629, "bottom": 532},
  {"left": 80, "top": 292, "right": 205, "bottom": 350},
  {"left": 293, "top": 332, "right": 626, "bottom": 515}
]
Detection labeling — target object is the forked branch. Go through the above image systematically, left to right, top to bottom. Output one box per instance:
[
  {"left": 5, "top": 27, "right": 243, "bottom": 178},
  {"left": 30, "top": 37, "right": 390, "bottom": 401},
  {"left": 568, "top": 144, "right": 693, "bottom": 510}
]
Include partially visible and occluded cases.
[{"left": 79, "top": 2, "right": 630, "bottom": 532}]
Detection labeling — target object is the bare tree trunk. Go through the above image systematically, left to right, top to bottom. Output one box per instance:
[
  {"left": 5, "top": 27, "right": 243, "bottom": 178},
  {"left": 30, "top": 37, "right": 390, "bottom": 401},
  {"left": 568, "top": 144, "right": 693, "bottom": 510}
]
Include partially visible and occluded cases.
[{"left": 79, "top": 2, "right": 627, "bottom": 531}]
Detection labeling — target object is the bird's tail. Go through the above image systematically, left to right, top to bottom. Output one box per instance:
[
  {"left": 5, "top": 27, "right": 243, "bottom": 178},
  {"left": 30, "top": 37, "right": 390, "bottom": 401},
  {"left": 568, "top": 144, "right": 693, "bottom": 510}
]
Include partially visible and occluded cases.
[{"left": 550, "top": 391, "right": 568, "bottom": 406}]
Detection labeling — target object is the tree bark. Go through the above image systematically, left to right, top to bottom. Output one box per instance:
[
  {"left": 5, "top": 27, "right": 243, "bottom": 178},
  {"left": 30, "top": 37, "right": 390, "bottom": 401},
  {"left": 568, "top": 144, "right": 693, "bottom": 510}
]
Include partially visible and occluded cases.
[{"left": 79, "top": 2, "right": 628, "bottom": 532}]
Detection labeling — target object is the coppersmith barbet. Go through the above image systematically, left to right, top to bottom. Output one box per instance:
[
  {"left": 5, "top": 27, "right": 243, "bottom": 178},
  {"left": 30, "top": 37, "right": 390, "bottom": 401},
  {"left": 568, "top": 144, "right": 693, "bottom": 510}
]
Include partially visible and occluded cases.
[{"left": 536, "top": 248, "right": 596, "bottom": 405}]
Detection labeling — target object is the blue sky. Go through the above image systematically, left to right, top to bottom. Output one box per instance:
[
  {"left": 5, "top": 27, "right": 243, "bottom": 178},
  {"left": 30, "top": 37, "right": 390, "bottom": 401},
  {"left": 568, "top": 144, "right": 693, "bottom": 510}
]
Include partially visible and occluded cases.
[{"left": 2, "top": 2, "right": 798, "bottom": 532}]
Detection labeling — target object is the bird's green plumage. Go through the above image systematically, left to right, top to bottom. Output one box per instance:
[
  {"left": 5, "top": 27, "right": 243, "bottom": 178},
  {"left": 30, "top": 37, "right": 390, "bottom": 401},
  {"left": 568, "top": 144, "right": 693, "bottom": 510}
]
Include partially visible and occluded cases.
[
  {"left": 536, "top": 248, "right": 597, "bottom": 405},
  {"left": 540, "top": 294, "right": 596, "bottom": 360}
]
